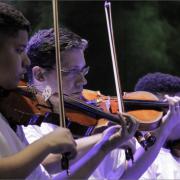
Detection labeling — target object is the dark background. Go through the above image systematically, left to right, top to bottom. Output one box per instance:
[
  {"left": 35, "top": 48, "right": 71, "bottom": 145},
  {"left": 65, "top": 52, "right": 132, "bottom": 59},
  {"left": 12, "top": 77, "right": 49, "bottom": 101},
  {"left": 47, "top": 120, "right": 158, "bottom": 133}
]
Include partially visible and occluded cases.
[{"left": 4, "top": 0, "right": 180, "bottom": 95}]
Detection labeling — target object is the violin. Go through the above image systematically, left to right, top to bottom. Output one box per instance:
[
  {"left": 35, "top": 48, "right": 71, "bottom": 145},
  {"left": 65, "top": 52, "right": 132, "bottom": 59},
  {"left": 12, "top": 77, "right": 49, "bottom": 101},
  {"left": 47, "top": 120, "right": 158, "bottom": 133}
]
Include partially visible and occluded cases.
[
  {"left": 0, "top": 79, "right": 169, "bottom": 139},
  {"left": 0, "top": 81, "right": 129, "bottom": 138},
  {"left": 0, "top": 81, "right": 56, "bottom": 129},
  {"left": 2, "top": 81, "right": 178, "bottom": 155},
  {"left": 82, "top": 89, "right": 168, "bottom": 131},
  {"left": 82, "top": 89, "right": 170, "bottom": 150}
]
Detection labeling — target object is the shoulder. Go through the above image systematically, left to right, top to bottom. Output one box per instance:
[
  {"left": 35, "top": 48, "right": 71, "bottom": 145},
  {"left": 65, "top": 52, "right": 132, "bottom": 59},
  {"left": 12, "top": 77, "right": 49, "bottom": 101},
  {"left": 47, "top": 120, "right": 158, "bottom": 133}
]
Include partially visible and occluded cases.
[
  {"left": 0, "top": 113, "right": 15, "bottom": 134},
  {"left": 0, "top": 113, "right": 9, "bottom": 126}
]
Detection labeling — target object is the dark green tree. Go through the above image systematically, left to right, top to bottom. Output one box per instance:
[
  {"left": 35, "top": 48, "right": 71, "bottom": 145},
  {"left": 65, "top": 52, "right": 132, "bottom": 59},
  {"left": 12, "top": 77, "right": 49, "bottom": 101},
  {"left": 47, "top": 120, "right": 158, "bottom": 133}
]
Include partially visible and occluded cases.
[{"left": 114, "top": 2, "right": 174, "bottom": 90}]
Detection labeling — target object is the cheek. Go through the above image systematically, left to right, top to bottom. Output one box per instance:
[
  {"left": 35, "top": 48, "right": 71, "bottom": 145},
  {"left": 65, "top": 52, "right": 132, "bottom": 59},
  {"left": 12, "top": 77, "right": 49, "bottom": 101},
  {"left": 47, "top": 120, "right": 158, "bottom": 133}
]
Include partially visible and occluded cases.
[
  {"left": 5, "top": 51, "right": 21, "bottom": 71},
  {"left": 0, "top": 57, "right": 19, "bottom": 77},
  {"left": 9, "top": 58, "right": 21, "bottom": 76},
  {"left": 62, "top": 76, "right": 75, "bottom": 92},
  {"left": 47, "top": 78, "right": 58, "bottom": 94}
]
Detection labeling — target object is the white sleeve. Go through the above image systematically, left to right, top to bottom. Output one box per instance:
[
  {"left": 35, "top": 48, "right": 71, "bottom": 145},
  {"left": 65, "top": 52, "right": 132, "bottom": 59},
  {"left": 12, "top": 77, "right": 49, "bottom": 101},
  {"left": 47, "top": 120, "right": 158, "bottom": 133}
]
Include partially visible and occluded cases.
[
  {"left": 22, "top": 123, "right": 58, "bottom": 144},
  {"left": 0, "top": 132, "right": 12, "bottom": 156},
  {"left": 89, "top": 149, "right": 126, "bottom": 180},
  {"left": 139, "top": 161, "right": 157, "bottom": 180},
  {"left": 26, "top": 164, "right": 51, "bottom": 180}
]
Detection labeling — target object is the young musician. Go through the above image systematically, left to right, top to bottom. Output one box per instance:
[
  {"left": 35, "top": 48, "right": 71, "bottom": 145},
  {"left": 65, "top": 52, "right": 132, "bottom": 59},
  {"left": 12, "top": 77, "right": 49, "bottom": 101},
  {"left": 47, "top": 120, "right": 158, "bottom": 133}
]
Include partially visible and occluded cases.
[
  {"left": 0, "top": 2, "right": 137, "bottom": 179},
  {"left": 0, "top": 2, "right": 76, "bottom": 179},
  {"left": 24, "top": 27, "right": 180, "bottom": 179},
  {"left": 24, "top": 27, "right": 138, "bottom": 178},
  {"left": 135, "top": 72, "right": 180, "bottom": 179}
]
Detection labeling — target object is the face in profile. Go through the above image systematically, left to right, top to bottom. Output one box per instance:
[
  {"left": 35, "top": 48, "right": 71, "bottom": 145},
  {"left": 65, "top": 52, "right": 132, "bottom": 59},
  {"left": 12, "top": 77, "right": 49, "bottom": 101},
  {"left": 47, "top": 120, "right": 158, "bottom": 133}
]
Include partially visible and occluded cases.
[
  {"left": 0, "top": 30, "right": 30, "bottom": 89},
  {"left": 42, "top": 48, "right": 88, "bottom": 99}
]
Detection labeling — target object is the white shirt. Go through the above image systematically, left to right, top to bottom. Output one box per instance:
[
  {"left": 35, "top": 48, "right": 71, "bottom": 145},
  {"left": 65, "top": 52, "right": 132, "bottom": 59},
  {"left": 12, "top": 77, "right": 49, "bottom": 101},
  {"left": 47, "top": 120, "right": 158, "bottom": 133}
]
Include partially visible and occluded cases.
[
  {"left": 0, "top": 113, "right": 50, "bottom": 180},
  {"left": 22, "top": 123, "right": 58, "bottom": 143},
  {"left": 23, "top": 123, "right": 127, "bottom": 180},
  {"left": 140, "top": 148, "right": 180, "bottom": 179},
  {"left": 89, "top": 149, "right": 126, "bottom": 180}
]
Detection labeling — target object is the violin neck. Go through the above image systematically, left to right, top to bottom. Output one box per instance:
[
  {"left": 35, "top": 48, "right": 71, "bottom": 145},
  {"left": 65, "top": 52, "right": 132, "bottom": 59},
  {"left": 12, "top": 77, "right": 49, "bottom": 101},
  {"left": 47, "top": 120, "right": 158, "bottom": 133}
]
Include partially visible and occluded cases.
[
  {"left": 64, "top": 95, "right": 122, "bottom": 125},
  {"left": 124, "top": 99, "right": 168, "bottom": 111}
]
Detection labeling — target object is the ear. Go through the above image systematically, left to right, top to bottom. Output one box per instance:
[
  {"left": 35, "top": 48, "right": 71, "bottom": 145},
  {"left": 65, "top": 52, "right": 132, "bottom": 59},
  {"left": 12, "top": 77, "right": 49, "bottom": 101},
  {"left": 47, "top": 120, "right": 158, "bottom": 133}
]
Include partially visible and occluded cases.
[{"left": 32, "top": 66, "right": 45, "bottom": 82}]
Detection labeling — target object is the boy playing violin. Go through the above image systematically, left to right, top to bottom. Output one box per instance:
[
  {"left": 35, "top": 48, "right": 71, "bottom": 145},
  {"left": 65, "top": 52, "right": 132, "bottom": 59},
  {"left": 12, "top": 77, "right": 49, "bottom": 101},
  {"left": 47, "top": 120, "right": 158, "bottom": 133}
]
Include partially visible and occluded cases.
[
  {"left": 0, "top": 2, "right": 137, "bottom": 179},
  {"left": 0, "top": 2, "right": 77, "bottom": 179},
  {"left": 24, "top": 27, "right": 180, "bottom": 179},
  {"left": 24, "top": 27, "right": 138, "bottom": 178}
]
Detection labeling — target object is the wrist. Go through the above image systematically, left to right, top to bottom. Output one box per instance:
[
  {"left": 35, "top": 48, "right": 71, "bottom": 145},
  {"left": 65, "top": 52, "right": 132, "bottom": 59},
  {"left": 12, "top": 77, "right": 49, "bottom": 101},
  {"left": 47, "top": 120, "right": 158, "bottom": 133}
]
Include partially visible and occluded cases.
[
  {"left": 40, "top": 135, "right": 54, "bottom": 154},
  {"left": 95, "top": 138, "right": 110, "bottom": 155}
]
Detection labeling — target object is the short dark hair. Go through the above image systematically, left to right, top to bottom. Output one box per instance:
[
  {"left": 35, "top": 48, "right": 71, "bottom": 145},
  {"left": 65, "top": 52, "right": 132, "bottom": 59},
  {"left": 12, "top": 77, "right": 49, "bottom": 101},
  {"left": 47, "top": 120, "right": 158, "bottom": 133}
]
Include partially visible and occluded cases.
[
  {"left": 0, "top": 2, "right": 30, "bottom": 37},
  {"left": 26, "top": 27, "right": 88, "bottom": 70},
  {"left": 26, "top": 27, "right": 88, "bottom": 83},
  {"left": 134, "top": 72, "right": 180, "bottom": 93}
]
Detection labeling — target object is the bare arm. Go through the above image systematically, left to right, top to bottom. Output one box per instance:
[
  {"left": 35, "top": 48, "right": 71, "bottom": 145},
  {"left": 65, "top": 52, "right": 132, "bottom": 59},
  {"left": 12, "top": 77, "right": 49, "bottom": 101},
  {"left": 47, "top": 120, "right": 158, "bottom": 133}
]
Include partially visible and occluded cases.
[
  {"left": 121, "top": 95, "right": 180, "bottom": 179},
  {"left": 53, "top": 114, "right": 138, "bottom": 180},
  {"left": 120, "top": 124, "right": 170, "bottom": 179},
  {"left": 53, "top": 126, "right": 124, "bottom": 180},
  {"left": 0, "top": 127, "right": 76, "bottom": 179},
  {"left": 42, "top": 133, "right": 102, "bottom": 174},
  {"left": 0, "top": 137, "right": 50, "bottom": 178}
]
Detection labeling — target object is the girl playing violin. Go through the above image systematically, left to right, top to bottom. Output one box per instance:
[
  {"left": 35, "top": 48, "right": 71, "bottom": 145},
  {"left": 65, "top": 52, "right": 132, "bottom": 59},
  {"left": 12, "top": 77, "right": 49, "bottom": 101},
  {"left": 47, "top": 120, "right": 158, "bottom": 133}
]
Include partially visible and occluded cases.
[{"left": 24, "top": 26, "right": 180, "bottom": 180}]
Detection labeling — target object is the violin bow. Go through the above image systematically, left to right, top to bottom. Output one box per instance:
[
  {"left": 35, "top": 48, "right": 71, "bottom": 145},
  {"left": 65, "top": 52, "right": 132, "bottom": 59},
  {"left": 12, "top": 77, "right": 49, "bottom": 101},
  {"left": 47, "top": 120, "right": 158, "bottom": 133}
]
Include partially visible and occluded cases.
[
  {"left": 52, "top": 0, "right": 70, "bottom": 175},
  {"left": 104, "top": 0, "right": 134, "bottom": 162},
  {"left": 104, "top": 0, "right": 124, "bottom": 113}
]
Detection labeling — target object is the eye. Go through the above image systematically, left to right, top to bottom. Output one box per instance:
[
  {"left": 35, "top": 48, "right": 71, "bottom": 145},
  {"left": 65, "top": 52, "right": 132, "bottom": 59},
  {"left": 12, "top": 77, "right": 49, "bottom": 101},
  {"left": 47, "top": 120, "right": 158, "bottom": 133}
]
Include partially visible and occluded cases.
[
  {"left": 16, "top": 48, "right": 25, "bottom": 54},
  {"left": 61, "top": 69, "right": 78, "bottom": 74},
  {"left": 69, "top": 69, "right": 79, "bottom": 73}
]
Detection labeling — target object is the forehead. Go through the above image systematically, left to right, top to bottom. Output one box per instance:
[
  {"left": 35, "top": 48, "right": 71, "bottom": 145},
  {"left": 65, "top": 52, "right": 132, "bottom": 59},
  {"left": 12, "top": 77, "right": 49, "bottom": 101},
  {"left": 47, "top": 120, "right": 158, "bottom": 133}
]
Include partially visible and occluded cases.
[
  {"left": 2, "top": 30, "right": 28, "bottom": 48},
  {"left": 61, "top": 48, "right": 86, "bottom": 68}
]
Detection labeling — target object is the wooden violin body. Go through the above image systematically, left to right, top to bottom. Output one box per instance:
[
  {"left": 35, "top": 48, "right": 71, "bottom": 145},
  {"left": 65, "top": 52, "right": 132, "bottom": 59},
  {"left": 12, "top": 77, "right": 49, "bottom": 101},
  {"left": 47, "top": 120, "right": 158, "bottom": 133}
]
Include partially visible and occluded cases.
[
  {"left": 0, "top": 81, "right": 169, "bottom": 141},
  {"left": 0, "top": 82, "right": 124, "bottom": 138},
  {"left": 0, "top": 82, "right": 59, "bottom": 128},
  {"left": 82, "top": 89, "right": 168, "bottom": 131}
]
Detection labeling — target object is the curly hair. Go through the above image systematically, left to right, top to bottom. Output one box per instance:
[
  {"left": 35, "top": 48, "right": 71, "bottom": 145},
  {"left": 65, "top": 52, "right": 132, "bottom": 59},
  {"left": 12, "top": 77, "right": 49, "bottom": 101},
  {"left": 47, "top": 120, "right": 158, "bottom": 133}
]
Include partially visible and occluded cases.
[
  {"left": 0, "top": 2, "right": 30, "bottom": 37},
  {"left": 26, "top": 27, "right": 88, "bottom": 70},
  {"left": 134, "top": 72, "right": 180, "bottom": 93}
]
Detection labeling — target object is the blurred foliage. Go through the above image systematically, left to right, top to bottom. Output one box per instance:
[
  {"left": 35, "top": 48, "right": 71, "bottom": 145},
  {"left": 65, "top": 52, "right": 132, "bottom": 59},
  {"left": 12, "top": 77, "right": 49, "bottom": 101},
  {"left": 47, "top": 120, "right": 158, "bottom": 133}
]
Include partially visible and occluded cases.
[
  {"left": 3, "top": 0, "right": 180, "bottom": 94},
  {"left": 114, "top": 2, "right": 175, "bottom": 90}
]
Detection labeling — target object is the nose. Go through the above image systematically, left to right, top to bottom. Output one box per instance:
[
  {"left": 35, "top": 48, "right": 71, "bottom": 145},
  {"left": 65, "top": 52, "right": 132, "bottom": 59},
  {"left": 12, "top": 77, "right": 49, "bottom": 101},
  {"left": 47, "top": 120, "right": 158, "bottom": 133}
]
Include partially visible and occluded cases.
[
  {"left": 22, "top": 52, "right": 31, "bottom": 67},
  {"left": 77, "top": 73, "right": 87, "bottom": 87}
]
